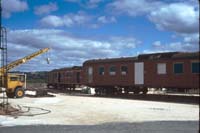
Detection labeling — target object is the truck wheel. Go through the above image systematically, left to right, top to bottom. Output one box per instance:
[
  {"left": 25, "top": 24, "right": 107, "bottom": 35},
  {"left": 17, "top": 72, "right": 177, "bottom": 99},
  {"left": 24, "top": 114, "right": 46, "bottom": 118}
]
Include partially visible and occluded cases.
[
  {"left": 15, "top": 88, "right": 25, "bottom": 98},
  {"left": 6, "top": 92, "right": 15, "bottom": 98}
]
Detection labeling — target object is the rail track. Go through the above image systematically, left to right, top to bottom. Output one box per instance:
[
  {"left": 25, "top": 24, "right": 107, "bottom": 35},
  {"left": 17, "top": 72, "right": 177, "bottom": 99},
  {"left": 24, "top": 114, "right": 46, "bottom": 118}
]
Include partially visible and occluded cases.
[
  {"left": 46, "top": 88, "right": 199, "bottom": 104},
  {"left": 93, "top": 93, "right": 199, "bottom": 104}
]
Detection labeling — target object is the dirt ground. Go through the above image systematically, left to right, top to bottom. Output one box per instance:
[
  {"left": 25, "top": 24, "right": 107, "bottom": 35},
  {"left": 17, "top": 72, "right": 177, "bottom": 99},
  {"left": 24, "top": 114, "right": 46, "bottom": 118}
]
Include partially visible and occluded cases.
[
  {"left": 0, "top": 92, "right": 199, "bottom": 128},
  {"left": 0, "top": 104, "right": 19, "bottom": 116}
]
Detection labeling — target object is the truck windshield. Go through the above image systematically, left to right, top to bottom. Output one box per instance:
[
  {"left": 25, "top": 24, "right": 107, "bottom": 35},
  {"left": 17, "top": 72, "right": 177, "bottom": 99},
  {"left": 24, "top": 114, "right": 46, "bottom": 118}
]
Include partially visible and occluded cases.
[{"left": 10, "top": 77, "right": 18, "bottom": 81}]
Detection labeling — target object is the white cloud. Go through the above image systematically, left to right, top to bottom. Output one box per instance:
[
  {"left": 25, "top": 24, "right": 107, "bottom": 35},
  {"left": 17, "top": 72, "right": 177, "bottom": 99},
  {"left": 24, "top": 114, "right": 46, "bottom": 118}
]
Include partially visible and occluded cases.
[
  {"left": 2, "top": 0, "right": 28, "bottom": 18},
  {"left": 65, "top": 0, "right": 102, "bottom": 8},
  {"left": 65, "top": 0, "right": 80, "bottom": 2},
  {"left": 85, "top": 0, "right": 102, "bottom": 8},
  {"left": 108, "top": 0, "right": 163, "bottom": 16},
  {"left": 108, "top": 0, "right": 199, "bottom": 34},
  {"left": 108, "top": 0, "right": 199, "bottom": 48},
  {"left": 34, "top": 2, "right": 58, "bottom": 15},
  {"left": 148, "top": 2, "right": 199, "bottom": 52},
  {"left": 149, "top": 3, "right": 199, "bottom": 34},
  {"left": 40, "top": 12, "right": 91, "bottom": 27},
  {"left": 70, "top": 13, "right": 90, "bottom": 24},
  {"left": 41, "top": 14, "right": 117, "bottom": 28},
  {"left": 40, "top": 15, "right": 64, "bottom": 27},
  {"left": 63, "top": 15, "right": 74, "bottom": 27},
  {"left": 97, "top": 16, "right": 116, "bottom": 24},
  {"left": 7, "top": 29, "right": 140, "bottom": 71},
  {"left": 146, "top": 31, "right": 199, "bottom": 54},
  {"left": 183, "top": 33, "right": 199, "bottom": 45},
  {"left": 108, "top": 37, "right": 141, "bottom": 49},
  {"left": 150, "top": 40, "right": 199, "bottom": 53},
  {"left": 152, "top": 41, "right": 162, "bottom": 47}
]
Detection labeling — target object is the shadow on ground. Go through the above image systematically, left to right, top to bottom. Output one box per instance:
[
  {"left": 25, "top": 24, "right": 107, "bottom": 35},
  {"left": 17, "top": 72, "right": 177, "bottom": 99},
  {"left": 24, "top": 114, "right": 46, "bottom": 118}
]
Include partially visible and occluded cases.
[
  {"left": 48, "top": 90, "right": 199, "bottom": 105},
  {"left": 0, "top": 120, "right": 199, "bottom": 133}
]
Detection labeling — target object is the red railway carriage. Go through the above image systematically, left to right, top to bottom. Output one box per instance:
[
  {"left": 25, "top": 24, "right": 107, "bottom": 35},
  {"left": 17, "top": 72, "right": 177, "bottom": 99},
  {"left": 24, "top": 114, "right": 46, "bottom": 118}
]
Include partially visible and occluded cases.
[
  {"left": 83, "top": 52, "right": 199, "bottom": 94},
  {"left": 138, "top": 52, "right": 199, "bottom": 90},
  {"left": 82, "top": 57, "right": 139, "bottom": 94},
  {"left": 47, "top": 66, "right": 82, "bottom": 89}
]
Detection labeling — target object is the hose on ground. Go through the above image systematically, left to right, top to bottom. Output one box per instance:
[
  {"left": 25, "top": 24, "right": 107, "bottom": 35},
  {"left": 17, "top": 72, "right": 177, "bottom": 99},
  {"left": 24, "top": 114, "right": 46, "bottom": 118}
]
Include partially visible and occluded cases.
[{"left": 8, "top": 105, "right": 51, "bottom": 117}]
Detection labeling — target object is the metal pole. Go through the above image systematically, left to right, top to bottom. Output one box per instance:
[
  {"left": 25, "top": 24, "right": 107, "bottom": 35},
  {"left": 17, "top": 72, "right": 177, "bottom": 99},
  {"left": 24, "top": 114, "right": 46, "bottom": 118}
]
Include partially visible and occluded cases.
[
  {"left": 0, "top": 0, "right": 2, "bottom": 48},
  {"left": 0, "top": 0, "right": 9, "bottom": 112}
]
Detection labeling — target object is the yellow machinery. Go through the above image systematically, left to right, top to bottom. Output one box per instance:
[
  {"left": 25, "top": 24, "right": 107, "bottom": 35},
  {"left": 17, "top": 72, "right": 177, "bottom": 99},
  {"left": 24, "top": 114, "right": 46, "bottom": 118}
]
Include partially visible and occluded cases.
[{"left": 0, "top": 48, "right": 50, "bottom": 98}]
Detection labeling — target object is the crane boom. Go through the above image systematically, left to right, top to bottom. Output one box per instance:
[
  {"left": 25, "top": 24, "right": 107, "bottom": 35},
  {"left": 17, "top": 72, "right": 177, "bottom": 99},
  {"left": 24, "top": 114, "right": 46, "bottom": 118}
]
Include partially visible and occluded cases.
[{"left": 0, "top": 48, "right": 50, "bottom": 72}]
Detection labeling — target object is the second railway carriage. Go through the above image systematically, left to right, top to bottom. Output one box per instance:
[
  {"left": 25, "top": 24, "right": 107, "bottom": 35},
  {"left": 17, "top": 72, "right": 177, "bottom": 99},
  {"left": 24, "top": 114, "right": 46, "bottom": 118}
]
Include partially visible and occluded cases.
[
  {"left": 82, "top": 52, "right": 200, "bottom": 94},
  {"left": 82, "top": 57, "right": 141, "bottom": 94},
  {"left": 47, "top": 66, "right": 82, "bottom": 90}
]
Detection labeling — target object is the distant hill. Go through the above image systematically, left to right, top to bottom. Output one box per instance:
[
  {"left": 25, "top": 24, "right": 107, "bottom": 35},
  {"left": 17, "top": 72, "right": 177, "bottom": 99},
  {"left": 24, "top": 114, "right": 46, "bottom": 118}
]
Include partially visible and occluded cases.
[{"left": 25, "top": 71, "right": 48, "bottom": 83}]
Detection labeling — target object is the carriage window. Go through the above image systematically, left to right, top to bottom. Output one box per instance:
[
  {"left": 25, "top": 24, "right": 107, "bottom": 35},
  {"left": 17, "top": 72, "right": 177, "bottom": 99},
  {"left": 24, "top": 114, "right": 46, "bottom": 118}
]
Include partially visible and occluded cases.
[
  {"left": 192, "top": 62, "right": 200, "bottom": 73},
  {"left": 157, "top": 63, "right": 166, "bottom": 74},
  {"left": 174, "top": 63, "right": 183, "bottom": 74},
  {"left": 99, "top": 66, "right": 104, "bottom": 75},
  {"left": 109, "top": 66, "right": 116, "bottom": 75},
  {"left": 121, "top": 66, "right": 128, "bottom": 75},
  {"left": 61, "top": 73, "right": 64, "bottom": 78}
]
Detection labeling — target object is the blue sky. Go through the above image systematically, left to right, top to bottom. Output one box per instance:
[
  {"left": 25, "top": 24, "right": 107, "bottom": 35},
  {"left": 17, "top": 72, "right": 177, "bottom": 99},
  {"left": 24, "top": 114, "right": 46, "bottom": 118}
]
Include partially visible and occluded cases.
[{"left": 1, "top": 0, "right": 199, "bottom": 71}]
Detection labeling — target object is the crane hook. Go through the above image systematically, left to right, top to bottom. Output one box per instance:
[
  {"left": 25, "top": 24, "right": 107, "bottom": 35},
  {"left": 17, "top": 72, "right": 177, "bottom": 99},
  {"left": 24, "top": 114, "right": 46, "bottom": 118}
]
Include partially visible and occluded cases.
[{"left": 46, "top": 57, "right": 50, "bottom": 64}]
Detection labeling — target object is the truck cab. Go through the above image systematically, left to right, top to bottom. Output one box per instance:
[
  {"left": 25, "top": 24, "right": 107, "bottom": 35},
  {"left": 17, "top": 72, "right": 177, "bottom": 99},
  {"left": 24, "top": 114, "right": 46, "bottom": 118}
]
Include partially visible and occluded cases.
[{"left": 6, "top": 73, "right": 26, "bottom": 98}]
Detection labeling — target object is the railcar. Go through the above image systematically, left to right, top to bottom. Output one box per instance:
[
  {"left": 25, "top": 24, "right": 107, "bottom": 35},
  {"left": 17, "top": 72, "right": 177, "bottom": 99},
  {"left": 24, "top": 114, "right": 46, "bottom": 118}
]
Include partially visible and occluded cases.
[
  {"left": 83, "top": 52, "right": 199, "bottom": 94},
  {"left": 47, "top": 66, "right": 82, "bottom": 90}
]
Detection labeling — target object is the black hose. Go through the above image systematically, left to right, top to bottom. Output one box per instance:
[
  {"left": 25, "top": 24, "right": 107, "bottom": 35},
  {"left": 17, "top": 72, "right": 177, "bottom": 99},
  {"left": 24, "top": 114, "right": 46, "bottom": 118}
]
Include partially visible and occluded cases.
[{"left": 9, "top": 105, "right": 51, "bottom": 117}]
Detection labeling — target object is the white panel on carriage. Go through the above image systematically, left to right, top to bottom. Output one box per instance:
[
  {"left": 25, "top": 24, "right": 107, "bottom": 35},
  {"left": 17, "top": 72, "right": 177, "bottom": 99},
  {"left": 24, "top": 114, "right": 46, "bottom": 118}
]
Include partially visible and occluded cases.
[
  {"left": 134, "top": 62, "right": 144, "bottom": 85},
  {"left": 157, "top": 63, "right": 166, "bottom": 74},
  {"left": 88, "top": 67, "right": 93, "bottom": 83}
]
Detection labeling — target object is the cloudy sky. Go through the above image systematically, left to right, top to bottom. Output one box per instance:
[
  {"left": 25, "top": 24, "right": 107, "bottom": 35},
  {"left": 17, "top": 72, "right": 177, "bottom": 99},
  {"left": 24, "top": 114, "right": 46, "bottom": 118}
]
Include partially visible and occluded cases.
[{"left": 1, "top": 0, "right": 199, "bottom": 72}]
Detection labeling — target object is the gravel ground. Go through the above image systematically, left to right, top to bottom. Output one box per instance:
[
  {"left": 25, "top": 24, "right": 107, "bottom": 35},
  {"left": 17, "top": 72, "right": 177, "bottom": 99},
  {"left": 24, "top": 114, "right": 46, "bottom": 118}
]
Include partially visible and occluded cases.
[{"left": 0, "top": 93, "right": 199, "bottom": 132}]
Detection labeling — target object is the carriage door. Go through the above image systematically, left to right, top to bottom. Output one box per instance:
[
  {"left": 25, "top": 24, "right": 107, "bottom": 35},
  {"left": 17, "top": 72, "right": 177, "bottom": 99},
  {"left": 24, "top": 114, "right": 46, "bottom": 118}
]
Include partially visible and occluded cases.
[
  {"left": 134, "top": 62, "right": 144, "bottom": 85},
  {"left": 88, "top": 67, "right": 93, "bottom": 83},
  {"left": 58, "top": 72, "right": 61, "bottom": 83},
  {"left": 76, "top": 72, "right": 80, "bottom": 83}
]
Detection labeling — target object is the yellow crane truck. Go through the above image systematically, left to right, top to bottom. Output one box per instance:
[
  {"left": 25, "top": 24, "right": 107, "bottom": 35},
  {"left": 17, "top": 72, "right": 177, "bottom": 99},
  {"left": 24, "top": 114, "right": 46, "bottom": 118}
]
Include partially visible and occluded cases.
[{"left": 0, "top": 48, "right": 50, "bottom": 98}]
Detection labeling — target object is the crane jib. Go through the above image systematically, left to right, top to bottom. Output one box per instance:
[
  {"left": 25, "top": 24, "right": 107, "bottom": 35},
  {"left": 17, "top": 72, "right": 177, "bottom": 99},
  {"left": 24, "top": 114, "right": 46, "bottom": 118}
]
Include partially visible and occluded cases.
[{"left": 0, "top": 48, "right": 50, "bottom": 72}]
